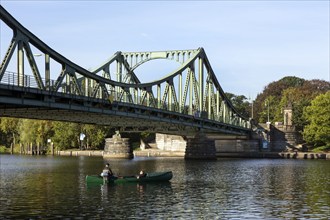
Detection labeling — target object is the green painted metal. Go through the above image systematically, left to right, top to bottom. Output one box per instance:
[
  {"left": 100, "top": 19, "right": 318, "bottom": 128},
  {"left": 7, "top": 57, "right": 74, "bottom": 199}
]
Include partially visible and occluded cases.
[
  {"left": 0, "top": 5, "right": 251, "bottom": 135},
  {"left": 86, "top": 171, "right": 173, "bottom": 185}
]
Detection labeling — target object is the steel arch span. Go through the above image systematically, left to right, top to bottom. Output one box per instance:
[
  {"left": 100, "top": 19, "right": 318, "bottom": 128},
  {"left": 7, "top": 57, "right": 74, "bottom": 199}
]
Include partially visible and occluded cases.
[{"left": 0, "top": 6, "right": 251, "bottom": 136}]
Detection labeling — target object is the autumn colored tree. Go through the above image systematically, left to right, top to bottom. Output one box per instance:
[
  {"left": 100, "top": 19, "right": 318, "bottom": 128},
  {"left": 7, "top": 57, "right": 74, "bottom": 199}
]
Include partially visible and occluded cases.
[
  {"left": 253, "top": 76, "right": 330, "bottom": 129},
  {"left": 276, "top": 80, "right": 330, "bottom": 131}
]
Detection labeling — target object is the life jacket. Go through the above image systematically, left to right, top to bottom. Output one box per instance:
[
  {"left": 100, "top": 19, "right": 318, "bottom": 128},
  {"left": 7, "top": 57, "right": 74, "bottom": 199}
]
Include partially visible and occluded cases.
[{"left": 102, "top": 168, "right": 110, "bottom": 177}]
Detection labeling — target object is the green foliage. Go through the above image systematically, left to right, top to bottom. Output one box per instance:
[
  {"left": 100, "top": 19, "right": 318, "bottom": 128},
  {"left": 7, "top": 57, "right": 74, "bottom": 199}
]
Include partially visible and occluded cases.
[
  {"left": 254, "top": 76, "right": 306, "bottom": 123},
  {"left": 254, "top": 77, "right": 330, "bottom": 130},
  {"left": 303, "top": 91, "right": 330, "bottom": 148},
  {"left": 225, "top": 93, "right": 251, "bottom": 118},
  {"left": 256, "top": 95, "right": 277, "bottom": 123},
  {"left": 0, "top": 117, "right": 21, "bottom": 146},
  {"left": 0, "top": 117, "right": 113, "bottom": 151},
  {"left": 18, "top": 119, "right": 54, "bottom": 148},
  {"left": 52, "top": 122, "right": 81, "bottom": 150},
  {"left": 83, "top": 124, "right": 108, "bottom": 149},
  {"left": 0, "top": 145, "right": 9, "bottom": 153},
  {"left": 311, "top": 145, "right": 330, "bottom": 152}
]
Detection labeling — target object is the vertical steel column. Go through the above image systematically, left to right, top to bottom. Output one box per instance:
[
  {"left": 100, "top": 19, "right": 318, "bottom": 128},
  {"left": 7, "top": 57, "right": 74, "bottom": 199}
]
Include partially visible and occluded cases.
[
  {"left": 17, "top": 41, "right": 24, "bottom": 86},
  {"left": 45, "top": 54, "right": 50, "bottom": 90},
  {"left": 198, "top": 57, "right": 203, "bottom": 112},
  {"left": 116, "top": 61, "right": 122, "bottom": 98},
  {"left": 189, "top": 68, "right": 193, "bottom": 115},
  {"left": 65, "top": 73, "right": 70, "bottom": 94},
  {"left": 179, "top": 73, "right": 182, "bottom": 113},
  {"left": 85, "top": 78, "right": 89, "bottom": 97},
  {"left": 208, "top": 81, "right": 212, "bottom": 119},
  {"left": 168, "top": 83, "right": 172, "bottom": 111},
  {"left": 157, "top": 84, "right": 161, "bottom": 108},
  {"left": 134, "top": 88, "right": 138, "bottom": 104},
  {"left": 216, "top": 91, "right": 220, "bottom": 119},
  {"left": 146, "top": 92, "right": 150, "bottom": 107},
  {"left": 223, "top": 101, "right": 227, "bottom": 123},
  {"left": 229, "top": 110, "right": 233, "bottom": 124}
]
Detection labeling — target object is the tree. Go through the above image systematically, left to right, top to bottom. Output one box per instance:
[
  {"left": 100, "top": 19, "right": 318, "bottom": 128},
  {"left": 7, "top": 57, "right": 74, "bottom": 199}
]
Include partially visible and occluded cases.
[
  {"left": 253, "top": 76, "right": 330, "bottom": 127},
  {"left": 253, "top": 76, "right": 305, "bottom": 123},
  {"left": 277, "top": 80, "right": 330, "bottom": 131},
  {"left": 303, "top": 91, "right": 330, "bottom": 148},
  {"left": 225, "top": 93, "right": 251, "bottom": 118},
  {"left": 257, "top": 95, "right": 276, "bottom": 123},
  {"left": 0, "top": 117, "right": 21, "bottom": 147},
  {"left": 18, "top": 119, "right": 54, "bottom": 151},
  {"left": 19, "top": 119, "right": 38, "bottom": 145},
  {"left": 52, "top": 122, "right": 81, "bottom": 150},
  {"left": 83, "top": 124, "right": 108, "bottom": 149}
]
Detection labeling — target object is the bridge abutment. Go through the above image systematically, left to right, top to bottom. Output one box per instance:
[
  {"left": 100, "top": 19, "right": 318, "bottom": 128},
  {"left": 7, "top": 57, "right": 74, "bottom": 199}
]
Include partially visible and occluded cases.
[
  {"left": 103, "top": 132, "right": 133, "bottom": 159},
  {"left": 185, "top": 132, "right": 217, "bottom": 160}
]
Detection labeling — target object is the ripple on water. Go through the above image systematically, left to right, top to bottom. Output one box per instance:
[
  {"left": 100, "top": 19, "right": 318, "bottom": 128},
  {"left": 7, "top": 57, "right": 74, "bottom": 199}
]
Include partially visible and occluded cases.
[{"left": 0, "top": 156, "right": 329, "bottom": 219}]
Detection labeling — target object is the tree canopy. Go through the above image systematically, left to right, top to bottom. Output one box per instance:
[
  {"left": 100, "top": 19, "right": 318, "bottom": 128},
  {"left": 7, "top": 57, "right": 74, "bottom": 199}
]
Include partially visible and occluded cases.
[
  {"left": 253, "top": 77, "right": 330, "bottom": 130},
  {"left": 303, "top": 91, "right": 330, "bottom": 148},
  {"left": 0, "top": 118, "right": 112, "bottom": 151}
]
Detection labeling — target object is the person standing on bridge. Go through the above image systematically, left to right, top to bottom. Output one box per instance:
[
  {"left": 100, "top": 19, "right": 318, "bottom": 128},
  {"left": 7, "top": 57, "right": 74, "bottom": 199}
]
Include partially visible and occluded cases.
[{"left": 101, "top": 163, "right": 114, "bottom": 183}]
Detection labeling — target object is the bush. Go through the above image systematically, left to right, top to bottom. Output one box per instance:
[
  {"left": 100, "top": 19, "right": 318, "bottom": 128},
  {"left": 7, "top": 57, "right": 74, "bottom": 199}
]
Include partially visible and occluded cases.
[
  {"left": 311, "top": 145, "right": 330, "bottom": 153},
  {"left": 0, "top": 146, "right": 9, "bottom": 154}
]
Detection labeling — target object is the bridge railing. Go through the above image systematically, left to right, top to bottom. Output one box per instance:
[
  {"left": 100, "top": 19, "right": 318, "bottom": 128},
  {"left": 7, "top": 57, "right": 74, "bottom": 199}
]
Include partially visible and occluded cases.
[
  {"left": 0, "top": 5, "right": 251, "bottom": 131},
  {"left": 0, "top": 71, "right": 60, "bottom": 91}
]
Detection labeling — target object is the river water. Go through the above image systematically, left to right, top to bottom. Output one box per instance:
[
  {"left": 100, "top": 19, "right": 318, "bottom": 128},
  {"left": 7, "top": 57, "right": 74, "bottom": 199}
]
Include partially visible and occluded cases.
[{"left": 0, "top": 155, "right": 329, "bottom": 219}]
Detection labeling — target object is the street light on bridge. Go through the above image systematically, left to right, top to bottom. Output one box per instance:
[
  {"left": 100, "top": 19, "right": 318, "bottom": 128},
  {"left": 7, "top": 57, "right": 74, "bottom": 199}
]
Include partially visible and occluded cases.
[
  {"left": 33, "top": 53, "right": 51, "bottom": 90},
  {"left": 249, "top": 96, "right": 254, "bottom": 119},
  {"left": 265, "top": 99, "right": 270, "bottom": 124}
]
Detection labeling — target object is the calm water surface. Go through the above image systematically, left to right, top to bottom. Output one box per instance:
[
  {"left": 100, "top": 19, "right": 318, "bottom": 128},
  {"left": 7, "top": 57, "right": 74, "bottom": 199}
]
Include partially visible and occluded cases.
[{"left": 0, "top": 155, "right": 329, "bottom": 219}]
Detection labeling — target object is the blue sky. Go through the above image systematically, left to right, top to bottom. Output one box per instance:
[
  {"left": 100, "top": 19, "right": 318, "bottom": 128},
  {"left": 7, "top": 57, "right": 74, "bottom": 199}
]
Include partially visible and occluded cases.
[{"left": 0, "top": 1, "right": 329, "bottom": 99}]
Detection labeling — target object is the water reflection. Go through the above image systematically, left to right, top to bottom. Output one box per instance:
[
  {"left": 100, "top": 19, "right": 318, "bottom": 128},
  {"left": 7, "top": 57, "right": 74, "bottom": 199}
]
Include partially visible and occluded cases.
[{"left": 0, "top": 155, "right": 329, "bottom": 219}]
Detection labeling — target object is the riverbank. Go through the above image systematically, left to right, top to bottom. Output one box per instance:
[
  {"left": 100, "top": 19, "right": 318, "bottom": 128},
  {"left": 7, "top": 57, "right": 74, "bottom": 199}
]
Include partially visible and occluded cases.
[{"left": 54, "top": 149, "right": 330, "bottom": 160}]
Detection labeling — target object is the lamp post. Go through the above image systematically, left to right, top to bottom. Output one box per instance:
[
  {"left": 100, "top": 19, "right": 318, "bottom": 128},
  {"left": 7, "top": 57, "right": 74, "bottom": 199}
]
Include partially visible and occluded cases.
[
  {"left": 34, "top": 53, "right": 50, "bottom": 90},
  {"left": 249, "top": 96, "right": 254, "bottom": 119},
  {"left": 265, "top": 99, "right": 270, "bottom": 124}
]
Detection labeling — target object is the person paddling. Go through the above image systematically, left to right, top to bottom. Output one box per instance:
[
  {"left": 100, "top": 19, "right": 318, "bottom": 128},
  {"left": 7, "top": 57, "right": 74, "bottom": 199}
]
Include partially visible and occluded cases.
[{"left": 101, "top": 163, "right": 114, "bottom": 183}]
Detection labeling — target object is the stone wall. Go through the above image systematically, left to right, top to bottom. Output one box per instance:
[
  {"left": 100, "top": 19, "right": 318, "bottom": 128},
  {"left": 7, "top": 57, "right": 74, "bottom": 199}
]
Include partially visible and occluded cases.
[
  {"left": 269, "top": 125, "right": 303, "bottom": 152},
  {"left": 155, "top": 133, "right": 186, "bottom": 152},
  {"left": 155, "top": 133, "right": 261, "bottom": 156},
  {"left": 185, "top": 133, "right": 216, "bottom": 159},
  {"left": 104, "top": 137, "right": 133, "bottom": 159},
  {"left": 215, "top": 139, "right": 260, "bottom": 153}
]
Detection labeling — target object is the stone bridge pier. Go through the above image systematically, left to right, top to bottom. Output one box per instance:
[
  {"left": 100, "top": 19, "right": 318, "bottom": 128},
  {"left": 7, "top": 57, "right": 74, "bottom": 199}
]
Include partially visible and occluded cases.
[
  {"left": 103, "top": 131, "right": 133, "bottom": 159},
  {"left": 157, "top": 132, "right": 259, "bottom": 159},
  {"left": 185, "top": 132, "right": 217, "bottom": 160}
]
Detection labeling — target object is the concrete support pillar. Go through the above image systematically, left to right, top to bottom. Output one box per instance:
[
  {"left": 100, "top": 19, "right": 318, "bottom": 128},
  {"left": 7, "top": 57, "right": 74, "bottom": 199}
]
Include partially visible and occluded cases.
[
  {"left": 103, "top": 131, "right": 133, "bottom": 159},
  {"left": 185, "top": 132, "right": 216, "bottom": 160}
]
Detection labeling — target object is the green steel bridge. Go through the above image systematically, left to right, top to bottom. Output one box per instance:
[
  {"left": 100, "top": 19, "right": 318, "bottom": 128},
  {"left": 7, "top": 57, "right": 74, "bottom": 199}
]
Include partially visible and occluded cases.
[{"left": 0, "top": 6, "right": 251, "bottom": 136}]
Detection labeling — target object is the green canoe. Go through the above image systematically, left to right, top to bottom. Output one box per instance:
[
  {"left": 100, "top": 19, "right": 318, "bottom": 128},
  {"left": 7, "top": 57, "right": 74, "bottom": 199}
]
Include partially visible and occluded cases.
[{"left": 86, "top": 171, "right": 173, "bottom": 184}]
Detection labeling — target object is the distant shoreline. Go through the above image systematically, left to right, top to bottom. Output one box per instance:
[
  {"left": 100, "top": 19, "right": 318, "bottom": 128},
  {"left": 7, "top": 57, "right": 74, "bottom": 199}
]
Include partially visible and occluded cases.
[{"left": 53, "top": 150, "right": 330, "bottom": 160}]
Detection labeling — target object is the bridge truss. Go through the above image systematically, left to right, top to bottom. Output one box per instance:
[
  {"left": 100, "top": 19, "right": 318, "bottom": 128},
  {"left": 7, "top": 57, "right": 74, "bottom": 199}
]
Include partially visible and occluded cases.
[{"left": 0, "top": 6, "right": 251, "bottom": 136}]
